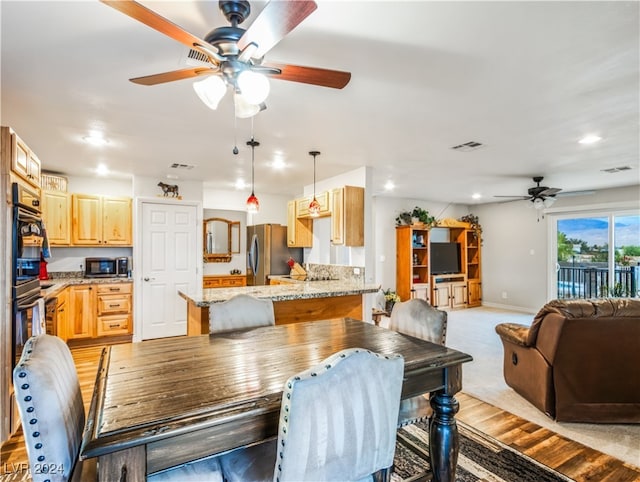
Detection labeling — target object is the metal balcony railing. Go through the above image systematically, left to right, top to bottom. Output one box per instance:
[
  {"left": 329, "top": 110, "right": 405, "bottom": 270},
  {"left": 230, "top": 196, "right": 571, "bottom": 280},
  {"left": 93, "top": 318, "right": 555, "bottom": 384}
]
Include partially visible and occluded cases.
[{"left": 557, "top": 265, "right": 639, "bottom": 299}]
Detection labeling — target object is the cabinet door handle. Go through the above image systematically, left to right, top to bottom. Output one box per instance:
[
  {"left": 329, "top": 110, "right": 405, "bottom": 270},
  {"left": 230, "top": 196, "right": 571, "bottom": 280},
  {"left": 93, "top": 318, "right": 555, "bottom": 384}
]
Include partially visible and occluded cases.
[
  {"left": 109, "top": 287, "right": 120, "bottom": 291},
  {"left": 109, "top": 304, "right": 120, "bottom": 308},
  {"left": 109, "top": 324, "right": 120, "bottom": 328}
]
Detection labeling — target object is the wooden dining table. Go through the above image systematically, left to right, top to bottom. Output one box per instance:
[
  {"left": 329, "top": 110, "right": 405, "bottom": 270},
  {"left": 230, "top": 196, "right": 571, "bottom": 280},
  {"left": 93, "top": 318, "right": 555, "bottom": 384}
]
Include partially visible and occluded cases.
[{"left": 80, "top": 318, "right": 472, "bottom": 482}]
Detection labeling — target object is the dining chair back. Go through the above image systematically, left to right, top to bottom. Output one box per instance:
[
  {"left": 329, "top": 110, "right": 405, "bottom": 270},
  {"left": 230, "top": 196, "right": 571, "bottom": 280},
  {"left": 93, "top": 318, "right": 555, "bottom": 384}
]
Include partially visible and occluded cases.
[
  {"left": 209, "top": 294, "right": 275, "bottom": 334},
  {"left": 389, "top": 298, "right": 447, "bottom": 345},
  {"left": 389, "top": 299, "right": 447, "bottom": 427},
  {"left": 13, "top": 334, "right": 87, "bottom": 482},
  {"left": 14, "top": 334, "right": 224, "bottom": 482},
  {"left": 219, "top": 348, "right": 405, "bottom": 482}
]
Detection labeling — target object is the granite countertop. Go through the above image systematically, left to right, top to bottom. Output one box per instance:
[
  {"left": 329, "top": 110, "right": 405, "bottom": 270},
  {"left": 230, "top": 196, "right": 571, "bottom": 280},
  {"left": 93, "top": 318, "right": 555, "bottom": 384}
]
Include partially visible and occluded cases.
[
  {"left": 40, "top": 277, "right": 132, "bottom": 299},
  {"left": 179, "top": 280, "right": 380, "bottom": 307}
]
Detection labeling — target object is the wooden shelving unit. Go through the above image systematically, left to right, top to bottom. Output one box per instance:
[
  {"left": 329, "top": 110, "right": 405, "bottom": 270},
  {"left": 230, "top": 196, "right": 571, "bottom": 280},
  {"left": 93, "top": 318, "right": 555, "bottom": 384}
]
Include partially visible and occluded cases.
[{"left": 396, "top": 218, "right": 482, "bottom": 309}]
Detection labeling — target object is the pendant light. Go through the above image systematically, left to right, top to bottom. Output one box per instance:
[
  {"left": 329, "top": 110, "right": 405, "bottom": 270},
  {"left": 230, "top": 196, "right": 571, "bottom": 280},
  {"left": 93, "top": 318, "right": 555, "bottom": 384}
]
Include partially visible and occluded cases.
[
  {"left": 246, "top": 137, "right": 260, "bottom": 213},
  {"left": 308, "top": 151, "right": 321, "bottom": 217}
]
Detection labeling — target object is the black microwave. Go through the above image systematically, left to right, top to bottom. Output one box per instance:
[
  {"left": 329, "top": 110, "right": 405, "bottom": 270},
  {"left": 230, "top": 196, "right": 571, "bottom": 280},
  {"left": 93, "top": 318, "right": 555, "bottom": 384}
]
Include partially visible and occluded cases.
[{"left": 85, "top": 257, "right": 129, "bottom": 278}]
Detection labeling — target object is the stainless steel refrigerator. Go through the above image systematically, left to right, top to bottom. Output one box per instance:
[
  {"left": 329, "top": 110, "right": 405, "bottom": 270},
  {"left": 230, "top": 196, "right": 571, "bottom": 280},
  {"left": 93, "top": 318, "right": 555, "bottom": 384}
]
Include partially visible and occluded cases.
[{"left": 246, "top": 224, "right": 303, "bottom": 286}]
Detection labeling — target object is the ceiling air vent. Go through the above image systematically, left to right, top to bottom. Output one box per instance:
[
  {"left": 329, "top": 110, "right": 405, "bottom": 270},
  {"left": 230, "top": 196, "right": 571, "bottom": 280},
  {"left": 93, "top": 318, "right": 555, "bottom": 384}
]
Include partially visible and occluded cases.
[
  {"left": 185, "top": 49, "right": 213, "bottom": 66},
  {"left": 451, "top": 141, "right": 484, "bottom": 152},
  {"left": 170, "top": 163, "right": 196, "bottom": 170},
  {"left": 601, "top": 166, "right": 632, "bottom": 173}
]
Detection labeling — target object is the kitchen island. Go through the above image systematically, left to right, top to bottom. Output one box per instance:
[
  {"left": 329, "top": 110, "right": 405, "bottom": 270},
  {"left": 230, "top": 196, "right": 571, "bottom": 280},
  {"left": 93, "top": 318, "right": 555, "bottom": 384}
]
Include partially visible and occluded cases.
[{"left": 179, "top": 280, "right": 379, "bottom": 335}]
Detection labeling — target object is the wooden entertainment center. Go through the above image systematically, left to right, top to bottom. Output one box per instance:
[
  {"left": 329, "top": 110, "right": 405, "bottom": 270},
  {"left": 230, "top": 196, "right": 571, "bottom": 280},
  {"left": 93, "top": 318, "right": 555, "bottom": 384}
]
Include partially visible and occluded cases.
[{"left": 396, "top": 218, "right": 482, "bottom": 309}]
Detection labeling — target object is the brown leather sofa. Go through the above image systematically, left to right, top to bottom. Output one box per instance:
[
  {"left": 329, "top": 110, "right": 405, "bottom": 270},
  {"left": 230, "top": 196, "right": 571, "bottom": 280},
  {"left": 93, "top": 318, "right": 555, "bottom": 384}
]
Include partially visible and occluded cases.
[{"left": 495, "top": 298, "right": 640, "bottom": 423}]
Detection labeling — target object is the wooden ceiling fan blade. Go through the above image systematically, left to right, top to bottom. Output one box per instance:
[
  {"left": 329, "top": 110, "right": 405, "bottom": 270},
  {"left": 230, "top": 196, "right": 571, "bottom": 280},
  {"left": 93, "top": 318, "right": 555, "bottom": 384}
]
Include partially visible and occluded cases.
[
  {"left": 101, "top": 0, "right": 216, "bottom": 60},
  {"left": 238, "top": 1, "right": 317, "bottom": 58},
  {"left": 262, "top": 62, "right": 351, "bottom": 89},
  {"left": 130, "top": 68, "right": 216, "bottom": 86},
  {"left": 539, "top": 187, "right": 562, "bottom": 196},
  {"left": 556, "top": 190, "right": 595, "bottom": 198}
]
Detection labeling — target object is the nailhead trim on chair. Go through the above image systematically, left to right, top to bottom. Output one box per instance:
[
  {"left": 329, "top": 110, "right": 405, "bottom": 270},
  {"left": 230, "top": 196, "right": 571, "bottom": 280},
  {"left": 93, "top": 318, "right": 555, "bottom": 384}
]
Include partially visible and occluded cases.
[{"left": 15, "top": 338, "right": 46, "bottom": 470}]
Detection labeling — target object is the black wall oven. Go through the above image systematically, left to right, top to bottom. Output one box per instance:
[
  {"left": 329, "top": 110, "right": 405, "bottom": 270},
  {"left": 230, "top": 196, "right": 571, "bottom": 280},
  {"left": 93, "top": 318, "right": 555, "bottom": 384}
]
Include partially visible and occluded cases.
[{"left": 11, "top": 182, "right": 44, "bottom": 368}]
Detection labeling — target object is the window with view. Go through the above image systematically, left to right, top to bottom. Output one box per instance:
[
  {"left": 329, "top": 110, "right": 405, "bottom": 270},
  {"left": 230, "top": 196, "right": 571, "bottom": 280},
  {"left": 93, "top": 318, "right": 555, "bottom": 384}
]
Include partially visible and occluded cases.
[{"left": 554, "top": 212, "right": 639, "bottom": 299}]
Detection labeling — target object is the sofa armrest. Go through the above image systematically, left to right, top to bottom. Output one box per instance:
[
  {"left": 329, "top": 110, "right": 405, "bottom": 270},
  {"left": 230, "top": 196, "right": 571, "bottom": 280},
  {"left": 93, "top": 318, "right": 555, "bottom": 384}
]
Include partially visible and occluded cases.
[{"left": 495, "top": 323, "right": 531, "bottom": 347}]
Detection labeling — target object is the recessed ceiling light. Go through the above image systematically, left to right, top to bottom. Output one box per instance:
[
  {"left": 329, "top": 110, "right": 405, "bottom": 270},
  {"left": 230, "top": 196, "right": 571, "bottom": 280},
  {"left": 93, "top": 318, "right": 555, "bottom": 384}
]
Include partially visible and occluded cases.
[
  {"left": 83, "top": 132, "right": 109, "bottom": 146},
  {"left": 578, "top": 134, "right": 602, "bottom": 145},
  {"left": 271, "top": 158, "right": 286, "bottom": 169},
  {"left": 96, "top": 164, "right": 109, "bottom": 176},
  {"left": 166, "top": 174, "right": 179, "bottom": 180},
  {"left": 235, "top": 179, "right": 247, "bottom": 190},
  {"left": 384, "top": 180, "right": 395, "bottom": 191},
  {"left": 472, "top": 193, "right": 482, "bottom": 200}
]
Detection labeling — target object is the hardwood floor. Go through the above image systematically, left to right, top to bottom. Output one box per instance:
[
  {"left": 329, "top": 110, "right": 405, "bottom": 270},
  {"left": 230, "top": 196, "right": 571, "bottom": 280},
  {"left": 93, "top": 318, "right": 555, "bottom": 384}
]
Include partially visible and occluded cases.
[{"left": 2, "top": 344, "right": 639, "bottom": 481}]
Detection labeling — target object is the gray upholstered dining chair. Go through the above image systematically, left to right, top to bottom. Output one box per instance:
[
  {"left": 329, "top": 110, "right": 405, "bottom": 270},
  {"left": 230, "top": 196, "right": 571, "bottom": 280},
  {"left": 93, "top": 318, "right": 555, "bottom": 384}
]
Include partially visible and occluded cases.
[
  {"left": 209, "top": 294, "right": 275, "bottom": 334},
  {"left": 389, "top": 298, "right": 447, "bottom": 345},
  {"left": 389, "top": 299, "right": 447, "bottom": 427},
  {"left": 13, "top": 334, "right": 223, "bottom": 482},
  {"left": 219, "top": 348, "right": 405, "bottom": 482}
]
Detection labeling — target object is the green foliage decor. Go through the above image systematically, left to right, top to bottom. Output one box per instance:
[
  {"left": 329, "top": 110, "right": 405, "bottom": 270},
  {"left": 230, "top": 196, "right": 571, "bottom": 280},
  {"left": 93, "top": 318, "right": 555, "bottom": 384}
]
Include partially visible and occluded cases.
[{"left": 395, "top": 206, "right": 436, "bottom": 226}]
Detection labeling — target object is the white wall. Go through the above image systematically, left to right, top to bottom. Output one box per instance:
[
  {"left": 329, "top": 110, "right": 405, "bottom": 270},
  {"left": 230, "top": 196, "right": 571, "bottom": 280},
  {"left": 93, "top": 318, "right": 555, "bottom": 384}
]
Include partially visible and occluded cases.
[
  {"left": 474, "top": 185, "right": 640, "bottom": 312},
  {"left": 203, "top": 187, "right": 289, "bottom": 226}
]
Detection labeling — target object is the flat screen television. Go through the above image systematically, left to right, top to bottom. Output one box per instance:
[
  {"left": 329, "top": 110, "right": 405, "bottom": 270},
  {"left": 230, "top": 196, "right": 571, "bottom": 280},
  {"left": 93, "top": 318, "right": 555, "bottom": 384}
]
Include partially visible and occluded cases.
[{"left": 430, "top": 242, "right": 461, "bottom": 275}]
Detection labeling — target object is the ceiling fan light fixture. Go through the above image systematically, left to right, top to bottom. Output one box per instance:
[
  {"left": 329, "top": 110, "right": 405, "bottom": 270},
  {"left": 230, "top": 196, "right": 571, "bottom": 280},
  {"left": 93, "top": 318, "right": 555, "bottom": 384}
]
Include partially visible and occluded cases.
[
  {"left": 237, "top": 70, "right": 270, "bottom": 104},
  {"left": 193, "top": 75, "right": 226, "bottom": 110},
  {"left": 234, "top": 93, "right": 265, "bottom": 118},
  {"left": 543, "top": 197, "right": 556, "bottom": 208},
  {"left": 532, "top": 198, "right": 544, "bottom": 209}
]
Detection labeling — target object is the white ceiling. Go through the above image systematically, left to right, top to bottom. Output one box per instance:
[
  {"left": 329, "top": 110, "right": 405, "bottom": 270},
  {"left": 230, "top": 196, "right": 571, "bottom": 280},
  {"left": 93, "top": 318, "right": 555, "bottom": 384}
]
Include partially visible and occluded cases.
[{"left": 1, "top": 1, "right": 638, "bottom": 204}]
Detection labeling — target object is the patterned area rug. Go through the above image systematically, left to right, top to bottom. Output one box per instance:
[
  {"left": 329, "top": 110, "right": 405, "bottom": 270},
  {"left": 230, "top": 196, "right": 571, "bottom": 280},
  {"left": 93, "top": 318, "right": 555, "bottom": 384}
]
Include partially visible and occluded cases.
[{"left": 392, "top": 420, "right": 573, "bottom": 482}]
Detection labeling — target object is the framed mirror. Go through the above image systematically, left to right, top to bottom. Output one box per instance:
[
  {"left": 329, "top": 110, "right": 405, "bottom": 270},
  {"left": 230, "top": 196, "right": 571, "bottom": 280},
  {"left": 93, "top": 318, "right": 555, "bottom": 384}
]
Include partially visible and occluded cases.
[{"left": 204, "top": 217, "right": 237, "bottom": 262}]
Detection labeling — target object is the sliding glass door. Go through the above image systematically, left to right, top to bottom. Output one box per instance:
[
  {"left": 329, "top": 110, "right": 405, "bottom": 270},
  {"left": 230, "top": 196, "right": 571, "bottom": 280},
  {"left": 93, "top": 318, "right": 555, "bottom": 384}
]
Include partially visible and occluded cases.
[{"left": 553, "top": 211, "right": 639, "bottom": 299}]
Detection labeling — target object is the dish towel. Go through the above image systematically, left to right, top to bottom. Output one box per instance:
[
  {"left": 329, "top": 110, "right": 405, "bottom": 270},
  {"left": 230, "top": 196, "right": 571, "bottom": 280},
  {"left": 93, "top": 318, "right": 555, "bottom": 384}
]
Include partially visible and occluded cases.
[
  {"left": 39, "top": 220, "right": 51, "bottom": 258},
  {"left": 32, "top": 298, "right": 46, "bottom": 336}
]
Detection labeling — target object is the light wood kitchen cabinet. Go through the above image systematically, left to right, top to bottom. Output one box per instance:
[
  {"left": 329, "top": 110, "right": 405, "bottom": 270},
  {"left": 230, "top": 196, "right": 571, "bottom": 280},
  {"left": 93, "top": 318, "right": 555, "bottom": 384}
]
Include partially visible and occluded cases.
[
  {"left": 4, "top": 127, "right": 41, "bottom": 188},
  {"left": 330, "top": 186, "right": 364, "bottom": 246},
  {"left": 42, "top": 190, "right": 70, "bottom": 245},
  {"left": 296, "top": 191, "right": 330, "bottom": 218},
  {"left": 72, "top": 194, "right": 132, "bottom": 246},
  {"left": 287, "top": 200, "right": 312, "bottom": 247},
  {"left": 203, "top": 275, "right": 246, "bottom": 288},
  {"left": 96, "top": 283, "right": 132, "bottom": 337},
  {"left": 68, "top": 285, "right": 95, "bottom": 339},
  {"left": 55, "top": 288, "right": 69, "bottom": 341}
]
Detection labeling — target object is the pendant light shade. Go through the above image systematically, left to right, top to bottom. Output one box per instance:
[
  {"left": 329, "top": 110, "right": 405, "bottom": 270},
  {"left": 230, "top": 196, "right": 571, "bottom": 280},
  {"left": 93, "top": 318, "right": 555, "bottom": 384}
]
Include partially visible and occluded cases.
[
  {"left": 246, "top": 138, "right": 260, "bottom": 213},
  {"left": 308, "top": 151, "right": 321, "bottom": 217}
]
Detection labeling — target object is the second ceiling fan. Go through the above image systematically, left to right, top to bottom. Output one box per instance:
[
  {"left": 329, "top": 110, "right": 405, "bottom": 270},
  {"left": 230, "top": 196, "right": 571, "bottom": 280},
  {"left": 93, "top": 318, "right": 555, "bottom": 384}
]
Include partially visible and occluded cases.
[{"left": 101, "top": 0, "right": 351, "bottom": 116}]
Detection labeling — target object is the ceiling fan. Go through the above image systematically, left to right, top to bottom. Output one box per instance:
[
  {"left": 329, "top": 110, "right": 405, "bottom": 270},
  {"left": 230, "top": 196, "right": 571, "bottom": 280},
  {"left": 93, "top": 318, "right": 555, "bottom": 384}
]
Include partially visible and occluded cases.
[
  {"left": 101, "top": 0, "right": 351, "bottom": 116},
  {"left": 494, "top": 176, "right": 593, "bottom": 209}
]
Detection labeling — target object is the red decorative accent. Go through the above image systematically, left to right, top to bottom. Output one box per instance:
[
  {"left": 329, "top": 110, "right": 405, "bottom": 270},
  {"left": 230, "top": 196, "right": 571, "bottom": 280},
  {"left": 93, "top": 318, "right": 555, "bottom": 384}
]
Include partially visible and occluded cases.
[
  {"left": 246, "top": 193, "right": 260, "bottom": 213},
  {"left": 308, "top": 197, "right": 321, "bottom": 217}
]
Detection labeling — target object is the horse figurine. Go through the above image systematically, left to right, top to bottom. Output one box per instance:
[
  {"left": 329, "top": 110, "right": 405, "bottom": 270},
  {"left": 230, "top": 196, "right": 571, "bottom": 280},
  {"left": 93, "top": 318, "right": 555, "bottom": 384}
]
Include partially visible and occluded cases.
[{"left": 158, "top": 182, "right": 179, "bottom": 197}]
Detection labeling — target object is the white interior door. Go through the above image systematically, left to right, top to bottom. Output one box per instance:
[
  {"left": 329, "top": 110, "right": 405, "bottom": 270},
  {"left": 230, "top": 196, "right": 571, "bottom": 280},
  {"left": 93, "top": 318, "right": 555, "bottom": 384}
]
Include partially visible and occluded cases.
[{"left": 140, "top": 201, "right": 198, "bottom": 339}]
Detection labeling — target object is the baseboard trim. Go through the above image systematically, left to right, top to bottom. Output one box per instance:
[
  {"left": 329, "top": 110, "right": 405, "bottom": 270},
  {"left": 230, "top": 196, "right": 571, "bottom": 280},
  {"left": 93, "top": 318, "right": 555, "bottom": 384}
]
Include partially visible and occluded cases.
[{"left": 482, "top": 301, "right": 537, "bottom": 314}]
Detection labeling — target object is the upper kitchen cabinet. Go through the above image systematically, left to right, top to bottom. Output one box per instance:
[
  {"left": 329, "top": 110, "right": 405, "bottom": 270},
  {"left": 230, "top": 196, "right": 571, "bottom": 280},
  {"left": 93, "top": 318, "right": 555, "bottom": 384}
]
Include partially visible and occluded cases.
[
  {"left": 2, "top": 126, "right": 42, "bottom": 188},
  {"left": 330, "top": 186, "right": 364, "bottom": 246},
  {"left": 42, "top": 190, "right": 71, "bottom": 245},
  {"left": 296, "top": 191, "right": 330, "bottom": 218},
  {"left": 72, "top": 194, "right": 132, "bottom": 246},
  {"left": 287, "top": 200, "right": 313, "bottom": 247}
]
